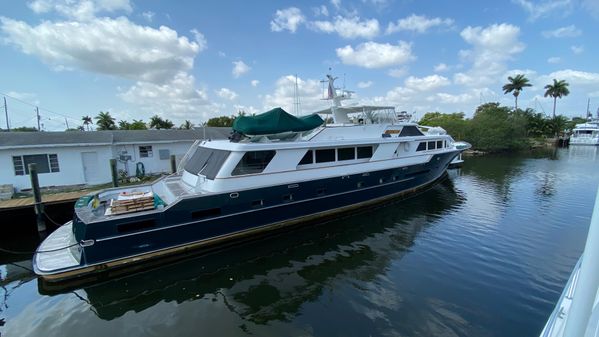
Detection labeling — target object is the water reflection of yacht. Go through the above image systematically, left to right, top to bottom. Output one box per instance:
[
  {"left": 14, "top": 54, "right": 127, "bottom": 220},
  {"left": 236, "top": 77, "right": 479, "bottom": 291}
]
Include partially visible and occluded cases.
[
  {"left": 34, "top": 74, "right": 468, "bottom": 282},
  {"left": 38, "top": 179, "right": 462, "bottom": 322}
]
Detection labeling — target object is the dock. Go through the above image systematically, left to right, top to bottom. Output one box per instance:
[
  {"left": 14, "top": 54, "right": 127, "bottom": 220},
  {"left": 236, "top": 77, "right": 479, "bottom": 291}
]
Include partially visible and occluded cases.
[{"left": 0, "top": 190, "right": 95, "bottom": 234}]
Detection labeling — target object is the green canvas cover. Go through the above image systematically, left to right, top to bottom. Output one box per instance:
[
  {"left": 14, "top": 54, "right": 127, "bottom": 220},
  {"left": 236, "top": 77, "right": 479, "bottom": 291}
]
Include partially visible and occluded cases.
[{"left": 232, "top": 107, "right": 324, "bottom": 135}]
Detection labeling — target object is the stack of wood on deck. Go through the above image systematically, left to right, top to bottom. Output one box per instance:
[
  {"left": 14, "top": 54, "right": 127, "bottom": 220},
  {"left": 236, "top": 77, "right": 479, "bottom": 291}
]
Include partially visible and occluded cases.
[{"left": 110, "top": 191, "right": 155, "bottom": 215}]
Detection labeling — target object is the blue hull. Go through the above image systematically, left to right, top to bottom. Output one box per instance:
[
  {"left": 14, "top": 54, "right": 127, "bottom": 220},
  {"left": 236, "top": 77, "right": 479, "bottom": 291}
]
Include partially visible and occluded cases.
[{"left": 74, "top": 150, "right": 459, "bottom": 271}]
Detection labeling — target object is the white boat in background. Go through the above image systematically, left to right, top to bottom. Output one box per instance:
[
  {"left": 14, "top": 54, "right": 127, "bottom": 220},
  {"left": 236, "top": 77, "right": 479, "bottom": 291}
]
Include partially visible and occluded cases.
[
  {"left": 570, "top": 120, "right": 599, "bottom": 146},
  {"left": 540, "top": 187, "right": 599, "bottom": 337}
]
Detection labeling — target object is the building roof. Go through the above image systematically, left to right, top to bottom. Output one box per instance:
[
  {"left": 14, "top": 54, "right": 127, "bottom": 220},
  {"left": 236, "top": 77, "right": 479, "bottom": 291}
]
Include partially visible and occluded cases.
[{"left": 0, "top": 128, "right": 232, "bottom": 150}]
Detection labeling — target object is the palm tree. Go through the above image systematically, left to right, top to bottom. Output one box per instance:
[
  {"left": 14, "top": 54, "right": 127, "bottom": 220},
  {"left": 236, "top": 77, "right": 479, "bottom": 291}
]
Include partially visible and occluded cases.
[
  {"left": 502, "top": 74, "right": 532, "bottom": 111},
  {"left": 544, "top": 79, "right": 570, "bottom": 118},
  {"left": 95, "top": 111, "right": 116, "bottom": 130},
  {"left": 82, "top": 115, "right": 93, "bottom": 131},
  {"left": 149, "top": 115, "right": 174, "bottom": 129},
  {"left": 180, "top": 120, "right": 193, "bottom": 130}
]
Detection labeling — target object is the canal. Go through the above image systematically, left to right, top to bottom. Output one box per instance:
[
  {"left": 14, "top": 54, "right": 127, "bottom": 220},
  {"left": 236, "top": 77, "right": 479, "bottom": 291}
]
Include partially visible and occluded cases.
[{"left": 1, "top": 146, "right": 598, "bottom": 337}]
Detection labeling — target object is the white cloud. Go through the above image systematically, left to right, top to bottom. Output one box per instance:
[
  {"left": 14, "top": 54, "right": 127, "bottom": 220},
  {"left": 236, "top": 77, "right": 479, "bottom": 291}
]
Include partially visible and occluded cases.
[
  {"left": 28, "top": 0, "right": 132, "bottom": 21},
  {"left": 331, "top": 0, "right": 342, "bottom": 10},
  {"left": 512, "top": 0, "right": 572, "bottom": 21},
  {"left": 313, "top": 5, "right": 329, "bottom": 17},
  {"left": 271, "top": 7, "right": 305, "bottom": 33},
  {"left": 141, "top": 11, "right": 155, "bottom": 22},
  {"left": 386, "top": 14, "right": 454, "bottom": 34},
  {"left": 0, "top": 16, "right": 202, "bottom": 84},
  {"left": 310, "top": 16, "right": 380, "bottom": 39},
  {"left": 455, "top": 23, "right": 525, "bottom": 87},
  {"left": 542, "top": 25, "right": 581, "bottom": 38},
  {"left": 190, "top": 29, "right": 207, "bottom": 51},
  {"left": 336, "top": 41, "right": 414, "bottom": 69},
  {"left": 571, "top": 45, "right": 584, "bottom": 54},
  {"left": 547, "top": 57, "right": 561, "bottom": 63},
  {"left": 232, "top": 60, "right": 250, "bottom": 78},
  {"left": 434, "top": 63, "right": 449, "bottom": 72},
  {"left": 388, "top": 67, "right": 408, "bottom": 78},
  {"left": 539, "top": 69, "right": 599, "bottom": 86},
  {"left": 119, "top": 72, "right": 217, "bottom": 121},
  {"left": 263, "top": 75, "right": 327, "bottom": 113},
  {"left": 404, "top": 75, "right": 450, "bottom": 91},
  {"left": 251, "top": 80, "right": 260, "bottom": 87},
  {"left": 357, "top": 81, "right": 373, "bottom": 88},
  {"left": 216, "top": 88, "right": 238, "bottom": 100},
  {"left": 434, "top": 92, "right": 474, "bottom": 104},
  {"left": 233, "top": 104, "right": 261, "bottom": 115}
]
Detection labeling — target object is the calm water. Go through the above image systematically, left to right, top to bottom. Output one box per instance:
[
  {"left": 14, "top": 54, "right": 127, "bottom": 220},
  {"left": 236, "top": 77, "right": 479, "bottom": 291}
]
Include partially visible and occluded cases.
[{"left": 2, "top": 147, "right": 599, "bottom": 337}]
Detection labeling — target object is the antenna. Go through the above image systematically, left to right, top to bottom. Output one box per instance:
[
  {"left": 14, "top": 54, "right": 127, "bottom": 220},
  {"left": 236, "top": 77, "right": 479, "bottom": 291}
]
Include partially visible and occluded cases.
[
  {"left": 293, "top": 74, "right": 302, "bottom": 116},
  {"left": 3, "top": 96, "right": 9, "bottom": 131}
]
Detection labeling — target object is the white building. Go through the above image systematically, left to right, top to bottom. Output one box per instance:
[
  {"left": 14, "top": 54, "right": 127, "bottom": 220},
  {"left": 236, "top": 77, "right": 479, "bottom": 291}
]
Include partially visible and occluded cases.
[{"left": 0, "top": 128, "right": 230, "bottom": 191}]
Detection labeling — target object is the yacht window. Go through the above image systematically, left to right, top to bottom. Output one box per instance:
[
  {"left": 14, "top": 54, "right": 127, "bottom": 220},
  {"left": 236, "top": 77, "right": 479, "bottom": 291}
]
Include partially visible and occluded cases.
[
  {"left": 399, "top": 126, "right": 424, "bottom": 137},
  {"left": 437, "top": 140, "right": 443, "bottom": 149},
  {"left": 427, "top": 141, "right": 436, "bottom": 150},
  {"left": 416, "top": 142, "right": 427, "bottom": 151},
  {"left": 357, "top": 146, "right": 373, "bottom": 159},
  {"left": 183, "top": 147, "right": 231, "bottom": 180},
  {"left": 337, "top": 147, "right": 355, "bottom": 161},
  {"left": 315, "top": 149, "right": 335, "bottom": 163},
  {"left": 232, "top": 150, "right": 276, "bottom": 176},
  {"left": 299, "top": 150, "right": 313, "bottom": 165},
  {"left": 282, "top": 194, "right": 293, "bottom": 202},
  {"left": 192, "top": 208, "right": 222, "bottom": 219}
]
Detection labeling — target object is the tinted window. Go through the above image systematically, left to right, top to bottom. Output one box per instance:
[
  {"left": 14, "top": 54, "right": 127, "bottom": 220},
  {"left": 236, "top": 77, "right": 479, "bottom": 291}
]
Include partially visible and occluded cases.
[
  {"left": 398, "top": 126, "right": 424, "bottom": 137},
  {"left": 437, "top": 140, "right": 443, "bottom": 149},
  {"left": 427, "top": 141, "right": 436, "bottom": 150},
  {"left": 416, "top": 142, "right": 426, "bottom": 151},
  {"left": 357, "top": 146, "right": 373, "bottom": 159},
  {"left": 184, "top": 147, "right": 231, "bottom": 179},
  {"left": 337, "top": 147, "right": 355, "bottom": 161},
  {"left": 315, "top": 149, "right": 335, "bottom": 163},
  {"left": 232, "top": 150, "right": 276, "bottom": 176},
  {"left": 299, "top": 150, "right": 313, "bottom": 165}
]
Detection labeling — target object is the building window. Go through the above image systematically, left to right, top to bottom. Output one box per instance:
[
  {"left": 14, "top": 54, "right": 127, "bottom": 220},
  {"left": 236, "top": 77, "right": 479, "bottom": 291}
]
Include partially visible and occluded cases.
[
  {"left": 416, "top": 142, "right": 426, "bottom": 151},
  {"left": 139, "top": 146, "right": 153, "bottom": 158},
  {"left": 357, "top": 146, "right": 373, "bottom": 159},
  {"left": 337, "top": 147, "right": 355, "bottom": 161},
  {"left": 315, "top": 149, "right": 335, "bottom": 163},
  {"left": 232, "top": 150, "right": 276, "bottom": 176},
  {"left": 299, "top": 150, "right": 313, "bottom": 165},
  {"left": 13, "top": 154, "right": 60, "bottom": 176}
]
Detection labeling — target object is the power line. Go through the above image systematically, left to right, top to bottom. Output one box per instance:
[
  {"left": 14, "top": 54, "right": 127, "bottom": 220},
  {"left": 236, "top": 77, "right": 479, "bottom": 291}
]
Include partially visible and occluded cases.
[{"left": 0, "top": 91, "right": 81, "bottom": 123}]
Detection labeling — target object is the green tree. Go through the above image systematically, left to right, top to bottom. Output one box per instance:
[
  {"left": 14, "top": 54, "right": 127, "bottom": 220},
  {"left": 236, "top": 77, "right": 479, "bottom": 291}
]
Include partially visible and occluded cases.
[
  {"left": 502, "top": 74, "right": 532, "bottom": 111},
  {"left": 544, "top": 79, "right": 570, "bottom": 118},
  {"left": 466, "top": 103, "right": 528, "bottom": 151},
  {"left": 95, "top": 111, "right": 116, "bottom": 130},
  {"left": 419, "top": 112, "right": 468, "bottom": 140},
  {"left": 82, "top": 115, "right": 93, "bottom": 131},
  {"left": 149, "top": 115, "right": 174, "bottom": 129},
  {"left": 206, "top": 115, "right": 235, "bottom": 127},
  {"left": 546, "top": 115, "right": 568, "bottom": 137},
  {"left": 129, "top": 119, "right": 148, "bottom": 130},
  {"left": 118, "top": 120, "right": 131, "bottom": 130},
  {"left": 180, "top": 120, "right": 194, "bottom": 129},
  {"left": 12, "top": 126, "right": 38, "bottom": 132}
]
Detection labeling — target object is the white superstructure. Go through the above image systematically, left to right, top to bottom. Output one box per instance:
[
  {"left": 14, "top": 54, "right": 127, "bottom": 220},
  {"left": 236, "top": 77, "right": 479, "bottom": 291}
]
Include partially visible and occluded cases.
[{"left": 570, "top": 120, "right": 599, "bottom": 146}]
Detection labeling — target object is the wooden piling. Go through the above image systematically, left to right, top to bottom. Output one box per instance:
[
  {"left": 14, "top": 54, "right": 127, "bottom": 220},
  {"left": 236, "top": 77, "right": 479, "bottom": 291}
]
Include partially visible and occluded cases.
[
  {"left": 170, "top": 154, "right": 177, "bottom": 174},
  {"left": 110, "top": 159, "right": 118, "bottom": 187},
  {"left": 28, "top": 163, "right": 46, "bottom": 233}
]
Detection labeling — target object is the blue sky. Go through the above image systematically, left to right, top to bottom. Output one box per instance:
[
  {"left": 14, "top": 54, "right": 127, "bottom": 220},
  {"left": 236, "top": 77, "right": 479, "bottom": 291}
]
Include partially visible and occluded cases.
[{"left": 1, "top": 0, "right": 598, "bottom": 130}]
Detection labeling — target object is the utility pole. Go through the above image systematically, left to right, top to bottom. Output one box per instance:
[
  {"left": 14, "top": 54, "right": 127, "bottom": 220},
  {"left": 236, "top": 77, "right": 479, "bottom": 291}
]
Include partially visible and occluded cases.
[
  {"left": 3, "top": 96, "right": 9, "bottom": 131},
  {"left": 36, "top": 106, "right": 41, "bottom": 131},
  {"left": 64, "top": 117, "right": 69, "bottom": 130}
]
